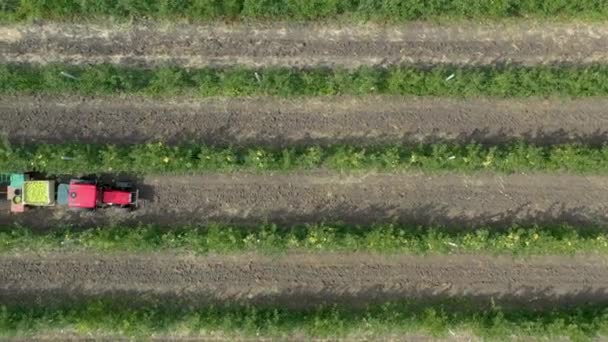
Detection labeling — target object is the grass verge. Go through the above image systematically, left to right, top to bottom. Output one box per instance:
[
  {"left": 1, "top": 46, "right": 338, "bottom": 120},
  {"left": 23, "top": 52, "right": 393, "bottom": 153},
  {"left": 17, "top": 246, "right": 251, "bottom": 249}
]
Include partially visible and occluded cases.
[
  {"left": 1, "top": 0, "right": 606, "bottom": 22},
  {"left": 4, "top": 64, "right": 608, "bottom": 97},
  {"left": 3, "top": 142, "right": 608, "bottom": 174},
  {"left": 2, "top": 224, "right": 607, "bottom": 255},
  {"left": 1, "top": 299, "right": 607, "bottom": 340}
]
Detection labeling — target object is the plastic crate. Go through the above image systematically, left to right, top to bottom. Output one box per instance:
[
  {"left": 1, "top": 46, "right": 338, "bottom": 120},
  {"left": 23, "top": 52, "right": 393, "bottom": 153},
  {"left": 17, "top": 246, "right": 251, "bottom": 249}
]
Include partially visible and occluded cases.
[{"left": 23, "top": 180, "right": 55, "bottom": 206}]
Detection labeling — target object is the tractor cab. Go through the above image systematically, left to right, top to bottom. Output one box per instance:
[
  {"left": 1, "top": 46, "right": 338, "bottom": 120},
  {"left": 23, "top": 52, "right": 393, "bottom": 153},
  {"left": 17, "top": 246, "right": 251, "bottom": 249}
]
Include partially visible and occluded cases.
[{"left": 58, "top": 180, "right": 97, "bottom": 209}]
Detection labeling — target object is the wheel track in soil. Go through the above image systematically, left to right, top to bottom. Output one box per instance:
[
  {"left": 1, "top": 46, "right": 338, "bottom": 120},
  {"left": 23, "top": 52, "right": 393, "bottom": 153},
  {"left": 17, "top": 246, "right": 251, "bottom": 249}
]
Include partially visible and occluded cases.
[
  {"left": 2, "top": 22, "right": 608, "bottom": 67},
  {"left": 2, "top": 95, "right": 608, "bottom": 146},
  {"left": 3, "top": 172, "right": 608, "bottom": 229},
  {"left": 2, "top": 252, "right": 608, "bottom": 309}
]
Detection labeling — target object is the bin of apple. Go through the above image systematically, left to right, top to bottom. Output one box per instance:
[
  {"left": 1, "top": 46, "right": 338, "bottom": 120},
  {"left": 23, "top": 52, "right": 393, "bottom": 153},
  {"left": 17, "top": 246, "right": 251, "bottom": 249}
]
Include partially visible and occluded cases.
[{"left": 23, "top": 181, "right": 51, "bottom": 205}]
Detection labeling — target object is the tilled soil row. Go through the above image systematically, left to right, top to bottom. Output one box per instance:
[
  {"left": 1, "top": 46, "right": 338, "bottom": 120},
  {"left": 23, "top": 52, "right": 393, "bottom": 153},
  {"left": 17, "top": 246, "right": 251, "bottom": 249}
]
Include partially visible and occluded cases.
[
  {"left": 2, "top": 22, "right": 608, "bottom": 67},
  {"left": 3, "top": 95, "right": 608, "bottom": 146},
  {"left": 3, "top": 172, "right": 608, "bottom": 229},
  {"left": 2, "top": 253, "right": 608, "bottom": 309}
]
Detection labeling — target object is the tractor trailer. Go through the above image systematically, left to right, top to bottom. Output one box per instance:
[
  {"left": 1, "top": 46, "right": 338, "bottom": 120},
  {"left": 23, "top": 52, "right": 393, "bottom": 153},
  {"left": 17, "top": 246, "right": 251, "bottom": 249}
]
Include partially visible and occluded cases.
[{"left": 4, "top": 173, "right": 139, "bottom": 213}]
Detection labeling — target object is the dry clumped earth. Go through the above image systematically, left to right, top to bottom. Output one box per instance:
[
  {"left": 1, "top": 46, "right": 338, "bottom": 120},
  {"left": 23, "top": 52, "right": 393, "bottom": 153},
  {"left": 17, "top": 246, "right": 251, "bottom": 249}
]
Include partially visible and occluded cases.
[
  {"left": 2, "top": 22, "right": 608, "bottom": 67},
  {"left": 2, "top": 95, "right": 608, "bottom": 146},
  {"left": 2, "top": 253, "right": 608, "bottom": 310}
]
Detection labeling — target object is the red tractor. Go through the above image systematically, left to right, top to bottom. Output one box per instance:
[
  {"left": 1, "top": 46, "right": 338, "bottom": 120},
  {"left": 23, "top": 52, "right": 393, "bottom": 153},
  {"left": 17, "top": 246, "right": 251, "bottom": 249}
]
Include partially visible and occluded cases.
[{"left": 57, "top": 179, "right": 139, "bottom": 210}]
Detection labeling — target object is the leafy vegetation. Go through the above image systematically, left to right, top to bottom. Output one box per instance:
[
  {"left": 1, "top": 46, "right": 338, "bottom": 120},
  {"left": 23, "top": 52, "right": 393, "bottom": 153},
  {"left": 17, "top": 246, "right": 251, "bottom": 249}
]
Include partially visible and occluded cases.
[
  {"left": 1, "top": 0, "right": 606, "bottom": 22},
  {"left": 3, "top": 63, "right": 608, "bottom": 97},
  {"left": 2, "top": 141, "right": 608, "bottom": 174},
  {"left": 2, "top": 224, "right": 608, "bottom": 256},
  {"left": 2, "top": 299, "right": 608, "bottom": 340}
]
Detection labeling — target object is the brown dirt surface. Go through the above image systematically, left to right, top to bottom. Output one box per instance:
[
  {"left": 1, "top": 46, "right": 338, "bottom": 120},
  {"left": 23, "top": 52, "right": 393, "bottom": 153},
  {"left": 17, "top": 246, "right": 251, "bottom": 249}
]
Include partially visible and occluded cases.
[
  {"left": 1, "top": 22, "right": 608, "bottom": 68},
  {"left": 3, "top": 95, "right": 608, "bottom": 146},
  {"left": 3, "top": 172, "right": 608, "bottom": 229},
  {"left": 2, "top": 252, "right": 608, "bottom": 309}
]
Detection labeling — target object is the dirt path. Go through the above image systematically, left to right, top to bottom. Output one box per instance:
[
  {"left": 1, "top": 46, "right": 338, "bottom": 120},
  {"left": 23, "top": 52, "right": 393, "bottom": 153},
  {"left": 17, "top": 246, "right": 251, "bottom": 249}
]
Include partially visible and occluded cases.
[
  {"left": 2, "top": 22, "right": 608, "bottom": 68},
  {"left": 3, "top": 95, "right": 608, "bottom": 146},
  {"left": 3, "top": 172, "right": 608, "bottom": 228},
  {"left": 2, "top": 253, "right": 608, "bottom": 309}
]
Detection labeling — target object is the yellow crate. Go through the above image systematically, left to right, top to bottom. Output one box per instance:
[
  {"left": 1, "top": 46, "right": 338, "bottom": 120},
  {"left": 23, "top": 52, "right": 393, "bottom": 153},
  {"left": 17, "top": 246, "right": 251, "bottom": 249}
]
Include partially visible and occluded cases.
[{"left": 23, "top": 180, "right": 55, "bottom": 206}]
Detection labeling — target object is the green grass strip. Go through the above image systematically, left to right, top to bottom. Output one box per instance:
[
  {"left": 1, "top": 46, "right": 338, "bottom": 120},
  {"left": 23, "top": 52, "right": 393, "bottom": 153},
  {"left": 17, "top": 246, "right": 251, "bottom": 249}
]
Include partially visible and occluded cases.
[
  {"left": 1, "top": 0, "right": 607, "bottom": 22},
  {"left": 4, "top": 64, "right": 608, "bottom": 97},
  {"left": 3, "top": 142, "right": 608, "bottom": 174},
  {"left": 2, "top": 224, "right": 607, "bottom": 256},
  {"left": 2, "top": 300, "right": 607, "bottom": 340}
]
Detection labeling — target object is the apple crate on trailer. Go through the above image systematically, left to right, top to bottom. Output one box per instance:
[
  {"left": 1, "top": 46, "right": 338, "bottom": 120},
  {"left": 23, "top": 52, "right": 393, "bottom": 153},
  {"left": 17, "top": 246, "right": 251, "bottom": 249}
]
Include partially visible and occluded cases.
[{"left": 5, "top": 174, "right": 55, "bottom": 213}]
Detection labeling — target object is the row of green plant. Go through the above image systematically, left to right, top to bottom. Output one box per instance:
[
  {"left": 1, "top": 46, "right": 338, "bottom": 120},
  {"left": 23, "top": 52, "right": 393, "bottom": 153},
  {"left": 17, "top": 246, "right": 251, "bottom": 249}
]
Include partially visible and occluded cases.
[
  {"left": 1, "top": 0, "right": 606, "bottom": 22},
  {"left": 4, "top": 63, "right": 608, "bottom": 97},
  {"left": 3, "top": 141, "right": 608, "bottom": 174},
  {"left": 2, "top": 224, "right": 607, "bottom": 255},
  {"left": 2, "top": 299, "right": 607, "bottom": 340}
]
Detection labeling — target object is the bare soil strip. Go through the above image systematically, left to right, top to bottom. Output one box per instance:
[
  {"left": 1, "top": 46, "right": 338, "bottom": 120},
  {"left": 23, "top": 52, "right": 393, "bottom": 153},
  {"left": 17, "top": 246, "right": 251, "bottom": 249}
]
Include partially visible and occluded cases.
[
  {"left": 1, "top": 22, "right": 608, "bottom": 67},
  {"left": 3, "top": 95, "right": 608, "bottom": 146},
  {"left": 3, "top": 172, "right": 608, "bottom": 228},
  {"left": 2, "top": 253, "right": 608, "bottom": 309}
]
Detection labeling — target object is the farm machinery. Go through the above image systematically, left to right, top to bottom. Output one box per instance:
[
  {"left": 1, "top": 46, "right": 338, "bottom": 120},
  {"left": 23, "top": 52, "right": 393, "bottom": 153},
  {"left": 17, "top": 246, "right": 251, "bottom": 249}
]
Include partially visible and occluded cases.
[{"left": 2, "top": 173, "right": 139, "bottom": 213}]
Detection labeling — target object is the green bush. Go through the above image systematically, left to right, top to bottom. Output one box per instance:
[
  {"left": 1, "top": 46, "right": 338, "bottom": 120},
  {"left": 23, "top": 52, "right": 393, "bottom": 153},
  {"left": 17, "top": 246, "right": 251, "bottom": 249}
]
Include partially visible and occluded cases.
[
  {"left": 1, "top": 0, "right": 607, "bottom": 22},
  {"left": 5, "top": 64, "right": 608, "bottom": 97},
  {"left": 3, "top": 141, "right": 608, "bottom": 174},
  {"left": 1, "top": 224, "right": 607, "bottom": 255},
  {"left": 1, "top": 299, "right": 607, "bottom": 340}
]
